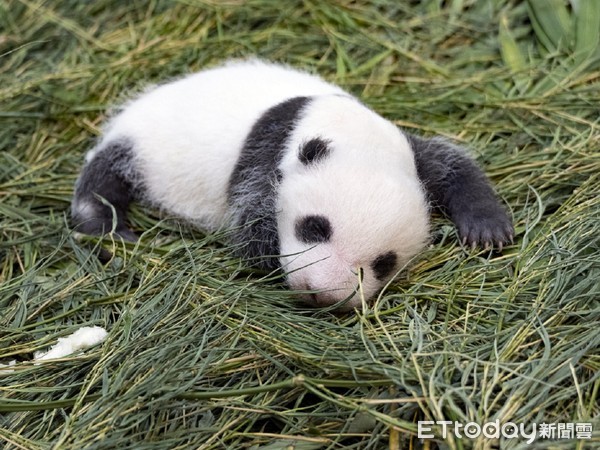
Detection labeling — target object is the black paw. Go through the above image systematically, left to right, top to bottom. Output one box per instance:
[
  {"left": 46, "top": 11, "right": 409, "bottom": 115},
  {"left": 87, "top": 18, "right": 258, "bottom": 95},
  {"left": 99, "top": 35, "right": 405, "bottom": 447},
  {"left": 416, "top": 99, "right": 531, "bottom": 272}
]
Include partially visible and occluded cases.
[
  {"left": 454, "top": 207, "right": 514, "bottom": 251},
  {"left": 74, "top": 219, "right": 139, "bottom": 242},
  {"left": 114, "top": 227, "right": 139, "bottom": 242}
]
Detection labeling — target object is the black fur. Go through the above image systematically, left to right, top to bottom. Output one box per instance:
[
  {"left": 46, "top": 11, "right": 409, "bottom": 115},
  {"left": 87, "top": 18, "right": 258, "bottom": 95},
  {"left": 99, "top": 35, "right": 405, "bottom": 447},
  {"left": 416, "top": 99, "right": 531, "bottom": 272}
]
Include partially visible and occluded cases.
[
  {"left": 228, "top": 96, "right": 311, "bottom": 269},
  {"left": 406, "top": 134, "right": 513, "bottom": 248},
  {"left": 299, "top": 138, "right": 330, "bottom": 165},
  {"left": 71, "top": 140, "right": 139, "bottom": 241},
  {"left": 295, "top": 215, "right": 333, "bottom": 244},
  {"left": 371, "top": 251, "right": 398, "bottom": 280}
]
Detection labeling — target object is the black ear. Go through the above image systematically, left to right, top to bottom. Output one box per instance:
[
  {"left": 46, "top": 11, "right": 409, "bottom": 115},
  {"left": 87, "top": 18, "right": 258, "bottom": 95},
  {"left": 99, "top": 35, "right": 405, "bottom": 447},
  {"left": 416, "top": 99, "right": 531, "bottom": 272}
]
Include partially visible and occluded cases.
[{"left": 406, "top": 134, "right": 513, "bottom": 250}]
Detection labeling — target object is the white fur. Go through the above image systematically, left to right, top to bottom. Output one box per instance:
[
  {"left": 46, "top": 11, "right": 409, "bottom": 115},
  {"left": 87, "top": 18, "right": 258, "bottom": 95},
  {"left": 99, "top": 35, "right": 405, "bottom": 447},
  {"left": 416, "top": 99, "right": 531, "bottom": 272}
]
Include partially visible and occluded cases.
[
  {"left": 86, "top": 60, "right": 430, "bottom": 309},
  {"left": 95, "top": 60, "right": 346, "bottom": 229},
  {"left": 277, "top": 95, "right": 429, "bottom": 307},
  {"left": 72, "top": 198, "right": 98, "bottom": 220}
]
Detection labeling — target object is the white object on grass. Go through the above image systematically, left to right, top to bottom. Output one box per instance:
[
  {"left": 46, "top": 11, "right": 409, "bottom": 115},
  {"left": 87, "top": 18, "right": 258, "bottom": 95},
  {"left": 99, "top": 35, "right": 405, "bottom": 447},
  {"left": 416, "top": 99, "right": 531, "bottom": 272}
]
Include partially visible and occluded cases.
[{"left": 34, "top": 326, "right": 108, "bottom": 361}]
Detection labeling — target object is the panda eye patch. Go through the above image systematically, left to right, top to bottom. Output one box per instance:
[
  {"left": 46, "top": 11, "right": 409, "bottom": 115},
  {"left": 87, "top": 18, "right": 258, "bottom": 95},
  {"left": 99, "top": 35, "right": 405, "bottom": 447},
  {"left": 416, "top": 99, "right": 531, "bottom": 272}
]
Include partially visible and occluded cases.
[
  {"left": 299, "top": 138, "right": 330, "bottom": 165},
  {"left": 295, "top": 215, "right": 333, "bottom": 244},
  {"left": 371, "top": 251, "right": 398, "bottom": 280}
]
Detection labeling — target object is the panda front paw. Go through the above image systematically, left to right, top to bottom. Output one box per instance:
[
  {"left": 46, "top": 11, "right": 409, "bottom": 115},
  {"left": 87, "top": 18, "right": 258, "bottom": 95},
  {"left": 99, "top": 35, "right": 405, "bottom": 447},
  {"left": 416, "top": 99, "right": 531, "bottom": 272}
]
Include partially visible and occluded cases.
[{"left": 455, "top": 207, "right": 514, "bottom": 251}]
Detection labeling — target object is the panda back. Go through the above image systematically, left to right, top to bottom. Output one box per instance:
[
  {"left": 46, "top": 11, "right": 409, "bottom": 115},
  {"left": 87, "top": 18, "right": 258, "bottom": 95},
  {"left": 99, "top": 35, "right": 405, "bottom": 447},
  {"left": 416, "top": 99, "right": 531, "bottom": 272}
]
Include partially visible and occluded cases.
[{"left": 96, "top": 60, "right": 345, "bottom": 229}]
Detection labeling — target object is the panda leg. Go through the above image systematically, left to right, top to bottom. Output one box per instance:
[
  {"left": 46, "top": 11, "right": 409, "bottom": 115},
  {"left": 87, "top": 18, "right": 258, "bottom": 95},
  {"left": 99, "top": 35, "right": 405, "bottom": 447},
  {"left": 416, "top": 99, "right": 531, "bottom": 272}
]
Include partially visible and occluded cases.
[
  {"left": 407, "top": 134, "right": 513, "bottom": 249},
  {"left": 71, "top": 140, "right": 139, "bottom": 242}
]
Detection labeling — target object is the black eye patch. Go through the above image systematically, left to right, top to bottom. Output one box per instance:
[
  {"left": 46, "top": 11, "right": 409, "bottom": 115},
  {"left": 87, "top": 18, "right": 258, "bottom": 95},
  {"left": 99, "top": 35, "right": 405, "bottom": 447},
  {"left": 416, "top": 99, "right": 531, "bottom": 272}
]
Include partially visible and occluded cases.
[
  {"left": 299, "top": 138, "right": 330, "bottom": 165},
  {"left": 295, "top": 215, "right": 333, "bottom": 244},
  {"left": 371, "top": 251, "right": 398, "bottom": 281}
]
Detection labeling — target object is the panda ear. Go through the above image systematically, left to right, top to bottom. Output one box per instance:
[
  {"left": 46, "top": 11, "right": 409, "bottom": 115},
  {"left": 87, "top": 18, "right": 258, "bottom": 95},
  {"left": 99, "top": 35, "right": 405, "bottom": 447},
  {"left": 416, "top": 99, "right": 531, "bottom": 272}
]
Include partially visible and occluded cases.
[{"left": 405, "top": 133, "right": 513, "bottom": 249}]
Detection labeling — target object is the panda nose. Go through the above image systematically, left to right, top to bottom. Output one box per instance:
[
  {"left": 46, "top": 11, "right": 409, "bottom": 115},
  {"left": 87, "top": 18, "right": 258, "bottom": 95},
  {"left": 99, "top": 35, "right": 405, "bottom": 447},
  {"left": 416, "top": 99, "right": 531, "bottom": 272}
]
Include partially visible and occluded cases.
[
  {"left": 305, "top": 285, "right": 325, "bottom": 305},
  {"left": 306, "top": 288, "right": 348, "bottom": 307}
]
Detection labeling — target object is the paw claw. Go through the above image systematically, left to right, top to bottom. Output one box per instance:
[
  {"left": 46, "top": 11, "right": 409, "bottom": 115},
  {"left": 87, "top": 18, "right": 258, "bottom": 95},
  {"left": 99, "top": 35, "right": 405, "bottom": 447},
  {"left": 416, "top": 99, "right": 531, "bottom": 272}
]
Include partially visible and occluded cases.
[
  {"left": 454, "top": 207, "right": 514, "bottom": 252},
  {"left": 456, "top": 221, "right": 513, "bottom": 253}
]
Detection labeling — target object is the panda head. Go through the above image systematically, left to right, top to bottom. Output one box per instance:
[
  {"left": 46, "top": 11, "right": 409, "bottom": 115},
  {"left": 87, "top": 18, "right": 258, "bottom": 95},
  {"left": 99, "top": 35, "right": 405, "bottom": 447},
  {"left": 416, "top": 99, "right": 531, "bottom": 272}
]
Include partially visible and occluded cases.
[{"left": 276, "top": 96, "right": 430, "bottom": 310}]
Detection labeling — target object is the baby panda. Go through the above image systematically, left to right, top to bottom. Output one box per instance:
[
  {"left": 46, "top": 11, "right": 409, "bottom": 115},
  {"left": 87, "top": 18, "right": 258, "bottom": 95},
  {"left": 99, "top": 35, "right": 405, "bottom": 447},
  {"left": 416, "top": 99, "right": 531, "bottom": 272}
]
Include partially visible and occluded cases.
[{"left": 72, "top": 59, "right": 513, "bottom": 310}]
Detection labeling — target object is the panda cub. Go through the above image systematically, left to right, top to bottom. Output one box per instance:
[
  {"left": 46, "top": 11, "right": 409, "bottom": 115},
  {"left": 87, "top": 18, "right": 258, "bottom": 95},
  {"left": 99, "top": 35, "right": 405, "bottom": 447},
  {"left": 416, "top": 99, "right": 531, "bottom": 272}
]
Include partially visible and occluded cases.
[{"left": 72, "top": 60, "right": 513, "bottom": 310}]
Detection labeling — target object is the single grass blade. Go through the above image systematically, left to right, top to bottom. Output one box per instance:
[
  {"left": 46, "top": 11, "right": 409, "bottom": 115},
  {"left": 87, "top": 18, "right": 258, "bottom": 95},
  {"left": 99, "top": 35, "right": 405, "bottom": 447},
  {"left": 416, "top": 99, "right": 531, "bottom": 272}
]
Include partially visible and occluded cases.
[
  {"left": 527, "top": 0, "right": 573, "bottom": 52},
  {"left": 574, "top": 0, "right": 600, "bottom": 64},
  {"left": 499, "top": 13, "right": 529, "bottom": 92}
]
